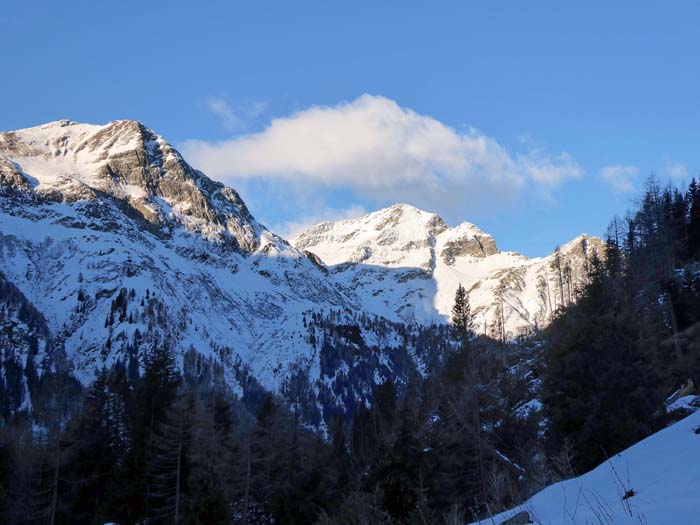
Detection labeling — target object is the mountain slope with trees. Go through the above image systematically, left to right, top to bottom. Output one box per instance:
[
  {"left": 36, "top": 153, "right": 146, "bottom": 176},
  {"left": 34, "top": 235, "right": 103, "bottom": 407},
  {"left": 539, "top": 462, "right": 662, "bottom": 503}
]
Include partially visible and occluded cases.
[{"left": 1, "top": 119, "right": 699, "bottom": 524}]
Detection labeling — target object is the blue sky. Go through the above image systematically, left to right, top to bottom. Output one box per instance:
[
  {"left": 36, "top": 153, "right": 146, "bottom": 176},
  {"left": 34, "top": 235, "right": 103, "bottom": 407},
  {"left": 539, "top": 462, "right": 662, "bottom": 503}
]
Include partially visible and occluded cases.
[{"left": 3, "top": 1, "right": 699, "bottom": 256}]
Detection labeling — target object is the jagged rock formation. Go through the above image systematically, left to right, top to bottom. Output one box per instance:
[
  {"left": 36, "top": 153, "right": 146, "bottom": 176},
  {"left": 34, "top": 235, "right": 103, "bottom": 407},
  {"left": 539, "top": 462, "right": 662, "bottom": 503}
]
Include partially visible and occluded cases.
[{"left": 0, "top": 120, "right": 261, "bottom": 251}]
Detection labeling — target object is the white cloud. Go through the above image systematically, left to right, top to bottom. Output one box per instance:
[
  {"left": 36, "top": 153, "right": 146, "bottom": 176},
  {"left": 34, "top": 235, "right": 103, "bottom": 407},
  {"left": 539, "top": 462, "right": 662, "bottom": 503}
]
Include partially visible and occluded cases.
[
  {"left": 183, "top": 94, "right": 582, "bottom": 211},
  {"left": 208, "top": 97, "right": 238, "bottom": 129},
  {"left": 208, "top": 98, "right": 269, "bottom": 130},
  {"left": 519, "top": 150, "right": 583, "bottom": 186},
  {"left": 665, "top": 162, "right": 688, "bottom": 181},
  {"left": 600, "top": 165, "right": 640, "bottom": 193}
]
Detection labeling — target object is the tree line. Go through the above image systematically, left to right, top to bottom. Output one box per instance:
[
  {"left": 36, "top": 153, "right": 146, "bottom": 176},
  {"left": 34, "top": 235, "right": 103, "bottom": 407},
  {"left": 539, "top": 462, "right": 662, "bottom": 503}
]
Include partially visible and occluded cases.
[
  {"left": 543, "top": 176, "right": 700, "bottom": 473},
  {"left": 0, "top": 305, "right": 545, "bottom": 524}
]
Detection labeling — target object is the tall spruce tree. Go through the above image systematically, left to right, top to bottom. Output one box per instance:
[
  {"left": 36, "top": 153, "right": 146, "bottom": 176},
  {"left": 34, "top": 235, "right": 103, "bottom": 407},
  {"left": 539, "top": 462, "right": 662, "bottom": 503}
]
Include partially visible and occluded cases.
[
  {"left": 451, "top": 284, "right": 473, "bottom": 346},
  {"left": 119, "top": 343, "right": 181, "bottom": 523},
  {"left": 187, "top": 389, "right": 240, "bottom": 524}
]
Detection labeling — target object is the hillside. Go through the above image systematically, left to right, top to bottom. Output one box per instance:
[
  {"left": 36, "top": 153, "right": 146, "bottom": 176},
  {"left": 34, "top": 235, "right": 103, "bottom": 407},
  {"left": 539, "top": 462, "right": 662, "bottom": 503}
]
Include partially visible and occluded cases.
[{"left": 473, "top": 407, "right": 700, "bottom": 525}]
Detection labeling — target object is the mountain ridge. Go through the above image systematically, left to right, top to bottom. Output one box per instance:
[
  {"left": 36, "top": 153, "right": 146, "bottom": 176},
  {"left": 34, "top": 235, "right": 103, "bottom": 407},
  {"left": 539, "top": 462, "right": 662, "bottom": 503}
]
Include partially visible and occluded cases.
[
  {"left": 1, "top": 118, "right": 601, "bottom": 426},
  {"left": 0, "top": 119, "right": 354, "bottom": 394},
  {"left": 292, "top": 202, "right": 603, "bottom": 336}
]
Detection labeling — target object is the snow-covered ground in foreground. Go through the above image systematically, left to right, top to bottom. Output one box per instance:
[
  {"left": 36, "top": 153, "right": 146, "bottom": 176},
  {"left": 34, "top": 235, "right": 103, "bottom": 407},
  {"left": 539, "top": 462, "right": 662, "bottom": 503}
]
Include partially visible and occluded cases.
[{"left": 472, "top": 409, "right": 700, "bottom": 525}]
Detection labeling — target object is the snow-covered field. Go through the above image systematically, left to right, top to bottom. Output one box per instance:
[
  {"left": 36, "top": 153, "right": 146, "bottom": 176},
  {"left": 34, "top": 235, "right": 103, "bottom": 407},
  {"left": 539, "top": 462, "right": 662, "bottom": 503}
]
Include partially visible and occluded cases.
[{"left": 473, "top": 409, "right": 700, "bottom": 525}]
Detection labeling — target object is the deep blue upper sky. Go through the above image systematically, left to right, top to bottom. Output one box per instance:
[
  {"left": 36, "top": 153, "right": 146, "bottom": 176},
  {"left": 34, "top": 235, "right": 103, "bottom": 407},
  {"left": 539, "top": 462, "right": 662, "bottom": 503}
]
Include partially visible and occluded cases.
[{"left": 3, "top": 1, "right": 699, "bottom": 256}]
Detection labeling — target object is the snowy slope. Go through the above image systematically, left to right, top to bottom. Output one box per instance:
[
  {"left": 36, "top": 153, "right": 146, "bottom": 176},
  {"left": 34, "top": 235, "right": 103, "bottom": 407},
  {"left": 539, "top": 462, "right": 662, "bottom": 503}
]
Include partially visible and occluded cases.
[
  {"left": 0, "top": 120, "right": 355, "bottom": 394},
  {"left": 293, "top": 204, "right": 603, "bottom": 338},
  {"left": 474, "top": 409, "right": 700, "bottom": 525}
]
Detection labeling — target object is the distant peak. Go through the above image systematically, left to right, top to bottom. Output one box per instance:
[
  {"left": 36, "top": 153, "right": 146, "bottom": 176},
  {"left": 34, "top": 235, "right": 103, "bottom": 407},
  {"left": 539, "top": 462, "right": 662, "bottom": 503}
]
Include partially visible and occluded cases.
[
  {"left": 0, "top": 118, "right": 266, "bottom": 253},
  {"left": 2, "top": 119, "right": 170, "bottom": 163},
  {"left": 4, "top": 119, "right": 154, "bottom": 137},
  {"left": 4, "top": 119, "right": 86, "bottom": 134},
  {"left": 40, "top": 119, "right": 78, "bottom": 128},
  {"left": 104, "top": 119, "right": 156, "bottom": 134},
  {"left": 380, "top": 202, "right": 433, "bottom": 215},
  {"left": 388, "top": 202, "right": 422, "bottom": 212},
  {"left": 449, "top": 220, "right": 487, "bottom": 235},
  {"left": 556, "top": 233, "right": 604, "bottom": 259}
]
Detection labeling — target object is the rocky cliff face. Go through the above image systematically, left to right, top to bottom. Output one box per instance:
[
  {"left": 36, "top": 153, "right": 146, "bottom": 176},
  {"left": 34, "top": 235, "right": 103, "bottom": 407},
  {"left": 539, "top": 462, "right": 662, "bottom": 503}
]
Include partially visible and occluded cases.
[{"left": 0, "top": 120, "right": 266, "bottom": 252}]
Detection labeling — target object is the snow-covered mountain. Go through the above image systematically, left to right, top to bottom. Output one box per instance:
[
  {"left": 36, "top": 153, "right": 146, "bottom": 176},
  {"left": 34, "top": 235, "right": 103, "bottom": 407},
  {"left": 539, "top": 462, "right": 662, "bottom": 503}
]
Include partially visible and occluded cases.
[
  {"left": 0, "top": 119, "right": 600, "bottom": 426},
  {"left": 0, "top": 120, "right": 354, "bottom": 393},
  {"left": 0, "top": 120, "right": 450, "bottom": 428},
  {"left": 293, "top": 204, "right": 603, "bottom": 339}
]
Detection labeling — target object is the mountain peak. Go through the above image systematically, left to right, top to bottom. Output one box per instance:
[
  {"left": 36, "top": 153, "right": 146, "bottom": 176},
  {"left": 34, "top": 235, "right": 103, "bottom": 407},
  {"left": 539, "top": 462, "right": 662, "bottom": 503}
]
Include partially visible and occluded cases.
[
  {"left": 0, "top": 119, "right": 265, "bottom": 253},
  {"left": 0, "top": 119, "right": 163, "bottom": 164},
  {"left": 39, "top": 119, "right": 78, "bottom": 128},
  {"left": 292, "top": 202, "right": 601, "bottom": 332},
  {"left": 371, "top": 202, "right": 437, "bottom": 216},
  {"left": 384, "top": 202, "right": 428, "bottom": 214},
  {"left": 293, "top": 203, "right": 500, "bottom": 267},
  {"left": 354, "top": 204, "right": 492, "bottom": 239},
  {"left": 557, "top": 233, "right": 604, "bottom": 261}
]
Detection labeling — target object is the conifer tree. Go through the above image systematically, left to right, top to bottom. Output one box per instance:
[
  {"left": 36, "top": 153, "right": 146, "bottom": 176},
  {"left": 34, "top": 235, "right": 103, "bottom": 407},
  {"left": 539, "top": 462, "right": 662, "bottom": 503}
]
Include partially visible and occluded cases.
[
  {"left": 688, "top": 178, "right": 700, "bottom": 259},
  {"left": 543, "top": 244, "right": 665, "bottom": 473},
  {"left": 550, "top": 246, "right": 565, "bottom": 309},
  {"left": 451, "top": 284, "right": 473, "bottom": 346},
  {"left": 116, "top": 343, "right": 181, "bottom": 522},
  {"left": 187, "top": 389, "right": 240, "bottom": 524},
  {"left": 147, "top": 393, "right": 192, "bottom": 524}
]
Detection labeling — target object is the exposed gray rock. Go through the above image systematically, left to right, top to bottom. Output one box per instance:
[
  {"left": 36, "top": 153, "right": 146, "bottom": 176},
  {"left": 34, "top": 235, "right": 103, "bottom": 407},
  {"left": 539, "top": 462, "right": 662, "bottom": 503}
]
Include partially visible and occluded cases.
[
  {"left": 0, "top": 120, "right": 262, "bottom": 253},
  {"left": 0, "top": 158, "right": 32, "bottom": 192},
  {"left": 441, "top": 233, "right": 498, "bottom": 264},
  {"left": 303, "top": 250, "right": 329, "bottom": 275}
]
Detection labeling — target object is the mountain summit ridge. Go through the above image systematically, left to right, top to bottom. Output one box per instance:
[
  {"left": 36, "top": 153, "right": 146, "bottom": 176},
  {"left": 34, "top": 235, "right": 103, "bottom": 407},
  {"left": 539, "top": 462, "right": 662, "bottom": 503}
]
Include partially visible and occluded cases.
[
  {"left": 1, "top": 119, "right": 267, "bottom": 253},
  {"left": 293, "top": 202, "right": 602, "bottom": 334}
]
